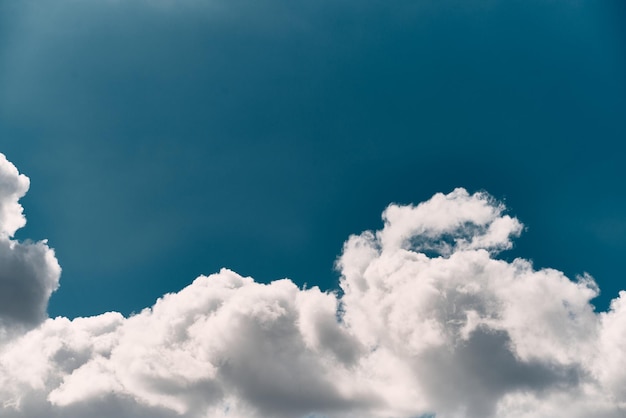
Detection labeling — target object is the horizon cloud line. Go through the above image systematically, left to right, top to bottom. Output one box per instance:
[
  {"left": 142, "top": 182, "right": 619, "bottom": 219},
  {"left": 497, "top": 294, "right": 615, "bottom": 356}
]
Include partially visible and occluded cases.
[{"left": 0, "top": 152, "right": 624, "bottom": 418}]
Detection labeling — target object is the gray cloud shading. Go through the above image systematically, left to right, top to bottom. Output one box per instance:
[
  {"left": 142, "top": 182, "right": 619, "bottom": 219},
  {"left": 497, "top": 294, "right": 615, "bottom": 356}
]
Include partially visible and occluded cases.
[
  {"left": 0, "top": 154, "right": 60, "bottom": 335},
  {"left": 0, "top": 155, "right": 625, "bottom": 418}
]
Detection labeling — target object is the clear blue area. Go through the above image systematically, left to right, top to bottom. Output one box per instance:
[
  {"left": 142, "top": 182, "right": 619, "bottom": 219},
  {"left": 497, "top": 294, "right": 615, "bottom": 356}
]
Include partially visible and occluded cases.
[{"left": 1, "top": 0, "right": 624, "bottom": 317}]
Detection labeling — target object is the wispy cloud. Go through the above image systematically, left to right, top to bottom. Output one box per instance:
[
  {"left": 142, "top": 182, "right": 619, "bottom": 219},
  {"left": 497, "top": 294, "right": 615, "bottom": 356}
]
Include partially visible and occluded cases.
[{"left": 0, "top": 154, "right": 624, "bottom": 417}]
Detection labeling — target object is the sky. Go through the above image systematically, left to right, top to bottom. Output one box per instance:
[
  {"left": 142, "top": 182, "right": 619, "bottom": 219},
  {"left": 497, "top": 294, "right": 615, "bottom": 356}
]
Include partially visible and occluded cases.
[{"left": 0, "top": 0, "right": 625, "bottom": 417}]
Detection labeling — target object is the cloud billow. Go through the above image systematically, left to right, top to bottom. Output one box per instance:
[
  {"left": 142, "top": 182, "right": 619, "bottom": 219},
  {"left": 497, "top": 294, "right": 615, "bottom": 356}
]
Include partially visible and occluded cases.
[
  {"left": 0, "top": 154, "right": 624, "bottom": 418},
  {"left": 0, "top": 154, "right": 60, "bottom": 335}
]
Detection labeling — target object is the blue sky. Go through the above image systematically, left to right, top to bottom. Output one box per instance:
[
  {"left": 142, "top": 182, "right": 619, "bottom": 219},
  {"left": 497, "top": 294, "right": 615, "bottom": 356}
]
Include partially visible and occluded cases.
[
  {"left": 0, "top": 0, "right": 626, "bottom": 317},
  {"left": 2, "top": 0, "right": 625, "bottom": 319},
  {"left": 2, "top": 0, "right": 626, "bottom": 320},
  {"left": 1, "top": 1, "right": 626, "bottom": 417}
]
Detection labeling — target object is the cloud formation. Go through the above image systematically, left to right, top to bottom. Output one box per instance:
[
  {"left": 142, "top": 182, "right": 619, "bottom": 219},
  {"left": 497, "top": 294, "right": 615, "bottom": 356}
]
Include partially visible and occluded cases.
[
  {"left": 0, "top": 154, "right": 624, "bottom": 418},
  {"left": 0, "top": 155, "right": 60, "bottom": 335}
]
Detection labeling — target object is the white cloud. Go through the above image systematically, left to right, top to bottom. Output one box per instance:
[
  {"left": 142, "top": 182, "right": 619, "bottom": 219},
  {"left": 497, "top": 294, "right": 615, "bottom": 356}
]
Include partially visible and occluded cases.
[
  {"left": 0, "top": 154, "right": 624, "bottom": 417},
  {"left": 0, "top": 154, "right": 60, "bottom": 335},
  {"left": 0, "top": 154, "right": 30, "bottom": 238}
]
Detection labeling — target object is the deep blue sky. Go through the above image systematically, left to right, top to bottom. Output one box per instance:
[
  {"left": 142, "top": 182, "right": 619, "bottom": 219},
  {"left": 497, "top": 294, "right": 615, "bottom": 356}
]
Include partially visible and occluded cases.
[{"left": 1, "top": 0, "right": 624, "bottom": 318}]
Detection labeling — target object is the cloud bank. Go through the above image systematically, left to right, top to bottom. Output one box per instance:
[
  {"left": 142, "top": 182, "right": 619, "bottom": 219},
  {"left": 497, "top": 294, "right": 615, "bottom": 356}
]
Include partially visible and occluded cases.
[{"left": 0, "top": 153, "right": 624, "bottom": 418}]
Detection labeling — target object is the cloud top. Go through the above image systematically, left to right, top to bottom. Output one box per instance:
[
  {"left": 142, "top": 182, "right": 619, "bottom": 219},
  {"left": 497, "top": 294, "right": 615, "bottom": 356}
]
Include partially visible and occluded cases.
[
  {"left": 0, "top": 154, "right": 624, "bottom": 418},
  {"left": 0, "top": 154, "right": 30, "bottom": 238},
  {"left": 377, "top": 188, "right": 522, "bottom": 254}
]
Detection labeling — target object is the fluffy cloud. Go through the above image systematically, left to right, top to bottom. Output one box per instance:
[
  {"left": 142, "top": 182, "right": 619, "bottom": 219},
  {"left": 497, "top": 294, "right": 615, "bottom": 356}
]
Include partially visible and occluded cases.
[
  {"left": 0, "top": 154, "right": 60, "bottom": 336},
  {"left": 0, "top": 155, "right": 624, "bottom": 418}
]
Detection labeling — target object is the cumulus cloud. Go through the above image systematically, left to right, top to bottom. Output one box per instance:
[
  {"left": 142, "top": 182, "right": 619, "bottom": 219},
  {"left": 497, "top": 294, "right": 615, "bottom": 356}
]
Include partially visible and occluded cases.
[
  {"left": 0, "top": 154, "right": 624, "bottom": 418},
  {"left": 0, "top": 154, "right": 60, "bottom": 335}
]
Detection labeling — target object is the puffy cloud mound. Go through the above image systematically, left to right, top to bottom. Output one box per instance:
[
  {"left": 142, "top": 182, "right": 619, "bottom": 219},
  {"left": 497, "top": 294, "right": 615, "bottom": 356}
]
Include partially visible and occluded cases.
[
  {"left": 0, "top": 154, "right": 624, "bottom": 418},
  {"left": 0, "top": 154, "right": 60, "bottom": 336}
]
